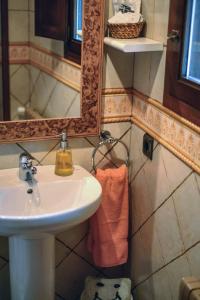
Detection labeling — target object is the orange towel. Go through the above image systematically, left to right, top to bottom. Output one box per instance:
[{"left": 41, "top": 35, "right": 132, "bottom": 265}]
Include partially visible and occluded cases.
[{"left": 87, "top": 165, "right": 129, "bottom": 267}]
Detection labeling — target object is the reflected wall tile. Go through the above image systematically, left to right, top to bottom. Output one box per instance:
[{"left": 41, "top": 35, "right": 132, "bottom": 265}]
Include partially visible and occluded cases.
[
  {"left": 8, "top": 0, "right": 28, "bottom": 10},
  {"left": 8, "top": 11, "right": 29, "bottom": 42},
  {"left": 10, "top": 66, "right": 30, "bottom": 105},
  {"left": 31, "top": 73, "right": 57, "bottom": 114},
  {"left": 173, "top": 173, "right": 200, "bottom": 249},
  {"left": 155, "top": 197, "right": 184, "bottom": 264},
  {"left": 166, "top": 255, "right": 191, "bottom": 300}
]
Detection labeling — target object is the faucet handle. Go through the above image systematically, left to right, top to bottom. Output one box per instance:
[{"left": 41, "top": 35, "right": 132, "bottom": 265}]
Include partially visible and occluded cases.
[{"left": 19, "top": 153, "right": 35, "bottom": 169}]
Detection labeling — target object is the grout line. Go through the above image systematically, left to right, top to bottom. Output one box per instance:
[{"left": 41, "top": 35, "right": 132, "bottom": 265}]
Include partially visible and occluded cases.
[
  {"left": 38, "top": 141, "right": 60, "bottom": 165},
  {"left": 129, "top": 142, "right": 159, "bottom": 185},
  {"left": 16, "top": 143, "right": 41, "bottom": 165},
  {"left": 130, "top": 170, "right": 193, "bottom": 238},
  {"left": 132, "top": 239, "right": 200, "bottom": 291},
  {"left": 0, "top": 256, "right": 9, "bottom": 263},
  {"left": 55, "top": 292, "right": 66, "bottom": 300}
]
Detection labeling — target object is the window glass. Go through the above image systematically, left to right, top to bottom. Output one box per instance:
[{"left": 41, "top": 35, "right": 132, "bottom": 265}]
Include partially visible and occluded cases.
[
  {"left": 73, "top": 0, "right": 82, "bottom": 41},
  {"left": 182, "top": 0, "right": 200, "bottom": 85}
]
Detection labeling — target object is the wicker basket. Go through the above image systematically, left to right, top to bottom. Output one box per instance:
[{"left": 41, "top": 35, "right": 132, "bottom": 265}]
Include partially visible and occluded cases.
[{"left": 108, "top": 22, "right": 145, "bottom": 39}]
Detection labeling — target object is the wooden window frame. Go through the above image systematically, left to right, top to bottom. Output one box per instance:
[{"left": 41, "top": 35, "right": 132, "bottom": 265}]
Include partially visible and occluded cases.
[{"left": 164, "top": 0, "right": 200, "bottom": 127}]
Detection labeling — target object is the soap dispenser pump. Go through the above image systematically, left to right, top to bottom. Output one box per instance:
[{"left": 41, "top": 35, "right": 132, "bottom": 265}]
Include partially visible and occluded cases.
[{"left": 55, "top": 131, "right": 73, "bottom": 176}]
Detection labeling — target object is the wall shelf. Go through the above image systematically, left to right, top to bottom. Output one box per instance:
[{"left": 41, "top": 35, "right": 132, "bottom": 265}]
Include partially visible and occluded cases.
[{"left": 104, "top": 37, "right": 164, "bottom": 53}]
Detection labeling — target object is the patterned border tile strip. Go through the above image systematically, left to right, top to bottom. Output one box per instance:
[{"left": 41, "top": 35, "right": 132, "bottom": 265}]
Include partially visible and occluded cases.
[
  {"left": 9, "top": 43, "right": 81, "bottom": 92},
  {"left": 102, "top": 94, "right": 132, "bottom": 119},
  {"left": 132, "top": 95, "right": 200, "bottom": 174}
]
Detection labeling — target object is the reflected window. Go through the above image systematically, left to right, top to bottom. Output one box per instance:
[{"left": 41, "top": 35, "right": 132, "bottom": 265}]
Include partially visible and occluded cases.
[{"left": 73, "top": 0, "right": 82, "bottom": 41}]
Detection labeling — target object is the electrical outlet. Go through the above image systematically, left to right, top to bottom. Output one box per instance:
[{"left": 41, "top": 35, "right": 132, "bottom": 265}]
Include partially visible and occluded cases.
[{"left": 143, "top": 133, "right": 154, "bottom": 160}]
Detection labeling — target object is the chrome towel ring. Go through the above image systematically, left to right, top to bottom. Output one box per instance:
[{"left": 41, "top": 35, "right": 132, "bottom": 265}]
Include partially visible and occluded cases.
[{"left": 92, "top": 130, "right": 129, "bottom": 173}]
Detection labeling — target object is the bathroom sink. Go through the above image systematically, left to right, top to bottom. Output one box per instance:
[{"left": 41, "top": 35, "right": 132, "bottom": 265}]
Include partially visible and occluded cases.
[
  {"left": 0, "top": 164, "right": 102, "bottom": 300},
  {"left": 0, "top": 165, "right": 102, "bottom": 236}
]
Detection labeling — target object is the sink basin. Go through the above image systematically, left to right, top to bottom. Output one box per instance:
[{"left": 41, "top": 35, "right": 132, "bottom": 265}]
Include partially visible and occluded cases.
[
  {"left": 0, "top": 165, "right": 102, "bottom": 300},
  {"left": 0, "top": 165, "right": 102, "bottom": 235}
]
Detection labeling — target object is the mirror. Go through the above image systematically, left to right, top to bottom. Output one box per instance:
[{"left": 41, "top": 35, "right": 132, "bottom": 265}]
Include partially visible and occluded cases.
[
  {"left": 0, "top": 0, "right": 104, "bottom": 142},
  {"left": 9, "top": 0, "right": 82, "bottom": 121}
]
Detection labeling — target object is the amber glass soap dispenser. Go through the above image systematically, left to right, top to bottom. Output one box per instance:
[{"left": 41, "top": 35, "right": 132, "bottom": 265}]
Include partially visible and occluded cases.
[{"left": 55, "top": 132, "right": 73, "bottom": 176}]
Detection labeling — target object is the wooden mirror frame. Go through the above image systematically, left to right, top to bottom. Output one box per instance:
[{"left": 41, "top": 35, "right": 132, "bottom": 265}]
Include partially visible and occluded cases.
[{"left": 0, "top": 0, "right": 105, "bottom": 143}]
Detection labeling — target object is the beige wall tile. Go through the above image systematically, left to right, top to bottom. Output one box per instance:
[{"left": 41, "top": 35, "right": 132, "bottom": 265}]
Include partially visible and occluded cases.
[
  {"left": 141, "top": 0, "right": 155, "bottom": 38},
  {"left": 153, "top": 0, "right": 170, "bottom": 43},
  {"left": 103, "top": 47, "right": 134, "bottom": 89},
  {"left": 149, "top": 49, "right": 166, "bottom": 103},
  {"left": 133, "top": 52, "right": 151, "bottom": 95},
  {"left": 0, "top": 144, "right": 24, "bottom": 169},
  {"left": 143, "top": 145, "right": 172, "bottom": 209},
  {"left": 161, "top": 145, "right": 192, "bottom": 192},
  {"left": 130, "top": 168, "right": 153, "bottom": 232},
  {"left": 173, "top": 173, "right": 200, "bottom": 249},
  {"left": 155, "top": 197, "right": 184, "bottom": 263},
  {"left": 140, "top": 217, "right": 165, "bottom": 273},
  {"left": 56, "top": 222, "right": 89, "bottom": 250},
  {"left": 130, "top": 232, "right": 150, "bottom": 284},
  {"left": 55, "top": 239, "right": 71, "bottom": 267},
  {"left": 187, "top": 243, "right": 200, "bottom": 278},
  {"left": 55, "top": 252, "right": 99, "bottom": 300},
  {"left": 166, "top": 255, "right": 191, "bottom": 300},
  {"left": 0, "top": 265, "right": 10, "bottom": 300},
  {"left": 150, "top": 268, "right": 172, "bottom": 300},
  {"left": 133, "top": 279, "right": 154, "bottom": 300}
]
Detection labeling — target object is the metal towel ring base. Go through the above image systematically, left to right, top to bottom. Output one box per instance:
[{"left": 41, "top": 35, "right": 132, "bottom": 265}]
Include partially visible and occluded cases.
[{"left": 92, "top": 131, "right": 129, "bottom": 173}]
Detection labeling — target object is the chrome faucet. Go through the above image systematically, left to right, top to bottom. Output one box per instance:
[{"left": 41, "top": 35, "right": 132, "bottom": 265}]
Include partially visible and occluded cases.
[{"left": 19, "top": 153, "right": 37, "bottom": 181}]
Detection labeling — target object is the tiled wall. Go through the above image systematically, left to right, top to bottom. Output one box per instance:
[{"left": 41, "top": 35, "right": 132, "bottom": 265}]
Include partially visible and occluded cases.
[
  {"left": 8, "top": 0, "right": 81, "bottom": 120},
  {"left": 1, "top": 1, "right": 200, "bottom": 300},
  {"left": 129, "top": 1, "right": 200, "bottom": 299}
]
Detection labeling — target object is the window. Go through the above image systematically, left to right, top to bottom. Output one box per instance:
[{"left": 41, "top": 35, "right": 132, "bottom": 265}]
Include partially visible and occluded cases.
[
  {"left": 35, "top": 0, "right": 82, "bottom": 64},
  {"left": 164, "top": 0, "right": 200, "bottom": 126}
]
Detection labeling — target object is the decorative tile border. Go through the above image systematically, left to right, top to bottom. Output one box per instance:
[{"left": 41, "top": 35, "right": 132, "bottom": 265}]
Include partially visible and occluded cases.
[
  {"left": 9, "top": 43, "right": 81, "bottom": 92},
  {"left": 102, "top": 88, "right": 200, "bottom": 173},
  {"left": 132, "top": 91, "right": 200, "bottom": 174},
  {"left": 102, "top": 93, "right": 132, "bottom": 119}
]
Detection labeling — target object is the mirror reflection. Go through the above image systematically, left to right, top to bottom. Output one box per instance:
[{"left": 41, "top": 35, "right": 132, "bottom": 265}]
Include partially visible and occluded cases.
[{"left": 2, "top": 0, "right": 83, "bottom": 121}]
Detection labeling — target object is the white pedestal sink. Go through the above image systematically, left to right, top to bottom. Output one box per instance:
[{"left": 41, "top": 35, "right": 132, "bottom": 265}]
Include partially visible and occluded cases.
[{"left": 0, "top": 165, "right": 102, "bottom": 300}]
